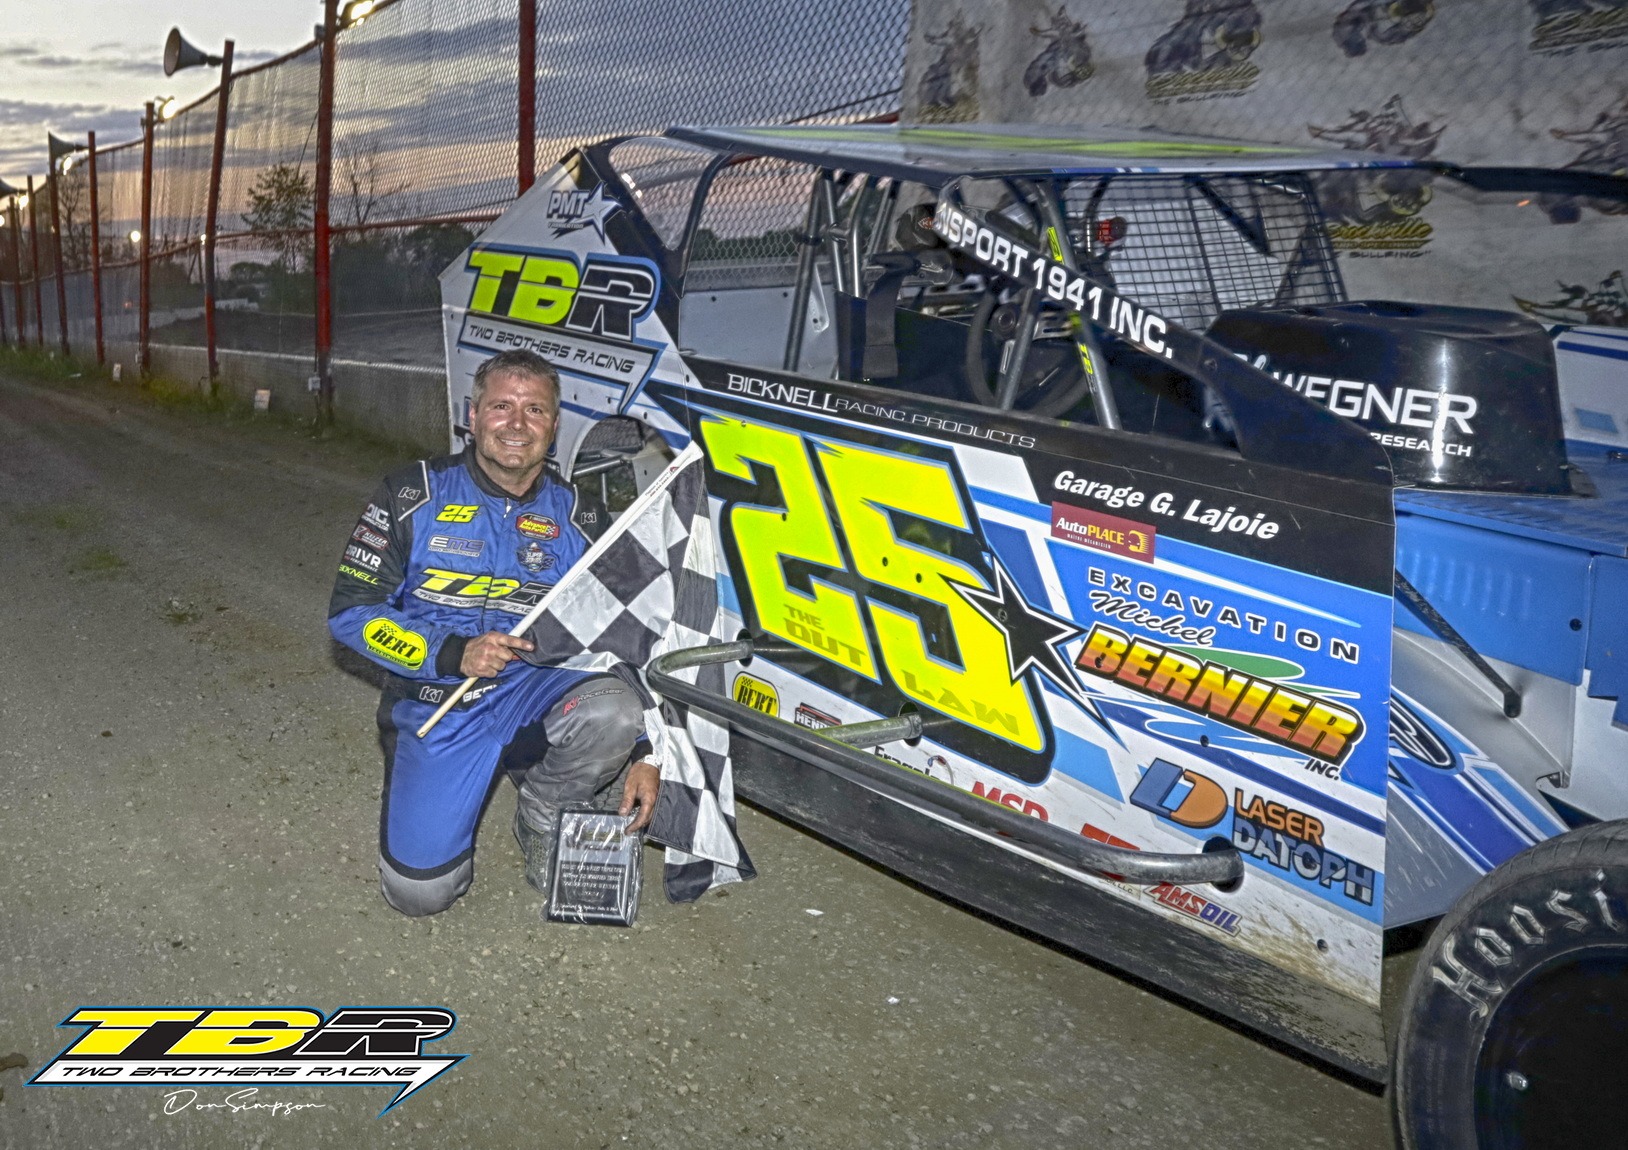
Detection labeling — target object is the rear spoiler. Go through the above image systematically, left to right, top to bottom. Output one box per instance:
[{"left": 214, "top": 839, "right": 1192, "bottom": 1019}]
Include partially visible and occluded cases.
[{"left": 1432, "top": 165, "right": 1628, "bottom": 203}]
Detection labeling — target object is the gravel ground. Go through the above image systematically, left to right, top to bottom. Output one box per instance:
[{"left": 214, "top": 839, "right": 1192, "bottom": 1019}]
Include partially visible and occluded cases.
[{"left": 0, "top": 361, "right": 1391, "bottom": 1149}]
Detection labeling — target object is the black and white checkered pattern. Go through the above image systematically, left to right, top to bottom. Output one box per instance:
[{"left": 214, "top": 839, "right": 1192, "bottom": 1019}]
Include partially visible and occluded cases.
[{"left": 519, "top": 444, "right": 754, "bottom": 901}]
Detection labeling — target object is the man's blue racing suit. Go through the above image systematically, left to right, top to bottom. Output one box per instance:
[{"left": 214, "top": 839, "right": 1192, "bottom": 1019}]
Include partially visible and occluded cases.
[{"left": 329, "top": 449, "right": 648, "bottom": 916}]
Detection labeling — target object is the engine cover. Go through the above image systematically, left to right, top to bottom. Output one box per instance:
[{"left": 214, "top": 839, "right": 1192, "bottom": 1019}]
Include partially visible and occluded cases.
[{"left": 1208, "top": 301, "right": 1577, "bottom": 493}]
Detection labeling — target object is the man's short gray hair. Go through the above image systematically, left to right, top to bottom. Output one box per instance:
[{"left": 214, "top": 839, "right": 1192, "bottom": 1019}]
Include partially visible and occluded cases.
[{"left": 471, "top": 350, "right": 561, "bottom": 419}]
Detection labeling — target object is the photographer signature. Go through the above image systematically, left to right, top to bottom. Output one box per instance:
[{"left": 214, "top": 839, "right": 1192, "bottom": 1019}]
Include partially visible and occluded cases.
[{"left": 163, "top": 1087, "right": 328, "bottom": 1118}]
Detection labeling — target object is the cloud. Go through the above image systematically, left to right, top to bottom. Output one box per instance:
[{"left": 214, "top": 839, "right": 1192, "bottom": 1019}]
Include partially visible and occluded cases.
[{"left": 0, "top": 43, "right": 160, "bottom": 76}]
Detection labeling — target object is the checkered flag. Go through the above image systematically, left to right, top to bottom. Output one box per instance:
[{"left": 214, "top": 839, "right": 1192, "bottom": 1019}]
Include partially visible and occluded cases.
[{"left": 518, "top": 443, "right": 754, "bottom": 901}]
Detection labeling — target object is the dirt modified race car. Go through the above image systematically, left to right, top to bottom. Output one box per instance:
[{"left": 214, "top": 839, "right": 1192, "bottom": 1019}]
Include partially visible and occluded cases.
[{"left": 438, "top": 124, "right": 1628, "bottom": 1148}]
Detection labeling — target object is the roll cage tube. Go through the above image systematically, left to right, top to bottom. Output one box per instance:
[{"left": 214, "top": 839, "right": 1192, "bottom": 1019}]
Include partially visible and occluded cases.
[
  {"left": 936, "top": 178, "right": 1392, "bottom": 486},
  {"left": 649, "top": 640, "right": 1245, "bottom": 889}
]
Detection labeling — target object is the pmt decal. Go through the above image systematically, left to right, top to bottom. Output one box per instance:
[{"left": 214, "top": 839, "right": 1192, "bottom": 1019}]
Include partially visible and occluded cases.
[
  {"left": 545, "top": 184, "right": 620, "bottom": 241},
  {"left": 457, "top": 244, "right": 661, "bottom": 401},
  {"left": 515, "top": 513, "right": 559, "bottom": 541},
  {"left": 366, "top": 619, "right": 427, "bottom": 669},
  {"left": 1074, "top": 622, "right": 1365, "bottom": 766},
  {"left": 731, "top": 673, "right": 779, "bottom": 716},
  {"left": 29, "top": 1006, "right": 464, "bottom": 1115}
]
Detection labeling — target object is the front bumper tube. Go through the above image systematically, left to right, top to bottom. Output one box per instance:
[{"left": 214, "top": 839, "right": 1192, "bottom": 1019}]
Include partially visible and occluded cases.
[{"left": 647, "top": 640, "right": 1244, "bottom": 890}]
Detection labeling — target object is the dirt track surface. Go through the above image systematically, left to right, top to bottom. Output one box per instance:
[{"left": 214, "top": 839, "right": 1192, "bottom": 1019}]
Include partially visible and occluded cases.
[{"left": 0, "top": 365, "right": 1391, "bottom": 1149}]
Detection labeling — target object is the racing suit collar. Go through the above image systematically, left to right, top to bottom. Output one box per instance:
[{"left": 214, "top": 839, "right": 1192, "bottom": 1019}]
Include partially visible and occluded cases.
[{"left": 461, "top": 447, "right": 545, "bottom": 502}]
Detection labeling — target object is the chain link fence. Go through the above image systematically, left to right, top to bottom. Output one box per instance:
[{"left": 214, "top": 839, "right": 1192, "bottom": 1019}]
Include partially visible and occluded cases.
[{"left": 2, "top": 0, "right": 911, "bottom": 447}]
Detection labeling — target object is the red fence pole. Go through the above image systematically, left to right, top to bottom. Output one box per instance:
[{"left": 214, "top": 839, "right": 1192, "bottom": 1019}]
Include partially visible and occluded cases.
[
  {"left": 314, "top": 0, "right": 337, "bottom": 424},
  {"left": 518, "top": 0, "right": 536, "bottom": 195},
  {"left": 204, "top": 40, "right": 235, "bottom": 392},
  {"left": 139, "top": 102, "right": 154, "bottom": 377},
  {"left": 88, "top": 131, "right": 104, "bottom": 366},
  {"left": 49, "top": 169, "right": 69, "bottom": 356},
  {"left": 27, "top": 177, "right": 44, "bottom": 348},
  {"left": 8, "top": 200, "right": 22, "bottom": 345}
]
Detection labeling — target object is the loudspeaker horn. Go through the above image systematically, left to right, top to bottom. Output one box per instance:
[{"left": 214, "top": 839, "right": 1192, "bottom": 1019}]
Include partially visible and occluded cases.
[
  {"left": 164, "top": 27, "right": 223, "bottom": 76},
  {"left": 48, "top": 133, "right": 87, "bottom": 166},
  {"left": 0, "top": 179, "right": 23, "bottom": 199}
]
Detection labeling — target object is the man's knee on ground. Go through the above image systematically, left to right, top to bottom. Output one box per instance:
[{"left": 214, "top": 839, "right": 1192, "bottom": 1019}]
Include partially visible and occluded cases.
[
  {"left": 550, "top": 681, "right": 645, "bottom": 759},
  {"left": 378, "top": 854, "right": 472, "bottom": 917}
]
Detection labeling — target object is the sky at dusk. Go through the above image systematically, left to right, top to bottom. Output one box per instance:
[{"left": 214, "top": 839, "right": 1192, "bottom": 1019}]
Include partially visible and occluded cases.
[{"left": 1, "top": 2, "right": 318, "bottom": 181}]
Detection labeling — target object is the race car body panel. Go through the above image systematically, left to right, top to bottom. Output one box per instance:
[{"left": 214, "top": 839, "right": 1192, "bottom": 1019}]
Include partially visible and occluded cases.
[{"left": 440, "top": 123, "right": 1628, "bottom": 1080}]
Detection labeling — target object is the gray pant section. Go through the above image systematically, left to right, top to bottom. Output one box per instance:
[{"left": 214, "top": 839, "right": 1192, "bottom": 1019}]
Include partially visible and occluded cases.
[
  {"left": 375, "top": 676, "right": 645, "bottom": 917},
  {"left": 512, "top": 678, "right": 647, "bottom": 893},
  {"left": 378, "top": 855, "right": 474, "bottom": 918}
]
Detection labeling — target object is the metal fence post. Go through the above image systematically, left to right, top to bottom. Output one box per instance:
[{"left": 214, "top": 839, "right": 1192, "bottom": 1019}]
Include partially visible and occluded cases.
[
  {"left": 314, "top": 0, "right": 337, "bottom": 425},
  {"left": 518, "top": 0, "right": 536, "bottom": 195},
  {"left": 204, "top": 40, "right": 235, "bottom": 393},
  {"left": 139, "top": 102, "right": 154, "bottom": 378},
  {"left": 88, "top": 131, "right": 104, "bottom": 366},
  {"left": 48, "top": 168, "right": 69, "bottom": 356},
  {"left": 27, "top": 176, "right": 44, "bottom": 348},
  {"left": 8, "top": 200, "right": 22, "bottom": 346}
]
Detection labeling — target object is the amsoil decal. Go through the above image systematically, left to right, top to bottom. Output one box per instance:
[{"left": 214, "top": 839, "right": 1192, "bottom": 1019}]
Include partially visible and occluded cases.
[
  {"left": 1144, "top": 0, "right": 1263, "bottom": 102},
  {"left": 1309, "top": 95, "right": 1441, "bottom": 257},
  {"left": 456, "top": 244, "right": 661, "bottom": 394},
  {"left": 1051, "top": 502, "right": 1154, "bottom": 561},
  {"left": 1075, "top": 622, "right": 1365, "bottom": 766},
  {"left": 1149, "top": 881, "right": 1243, "bottom": 934},
  {"left": 29, "top": 1006, "right": 464, "bottom": 1115}
]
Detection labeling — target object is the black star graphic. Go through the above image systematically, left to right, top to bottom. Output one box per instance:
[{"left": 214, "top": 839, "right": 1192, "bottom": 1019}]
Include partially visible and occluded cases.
[{"left": 950, "top": 560, "right": 1113, "bottom": 737}]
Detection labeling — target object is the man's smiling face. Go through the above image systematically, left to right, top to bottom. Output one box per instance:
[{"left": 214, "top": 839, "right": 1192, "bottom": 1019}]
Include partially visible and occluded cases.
[{"left": 470, "top": 370, "right": 559, "bottom": 494}]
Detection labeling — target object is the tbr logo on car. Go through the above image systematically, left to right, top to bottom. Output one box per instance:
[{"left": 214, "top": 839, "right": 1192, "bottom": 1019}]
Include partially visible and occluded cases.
[
  {"left": 457, "top": 243, "right": 662, "bottom": 404},
  {"left": 366, "top": 619, "right": 426, "bottom": 669},
  {"left": 29, "top": 1006, "right": 465, "bottom": 1115}
]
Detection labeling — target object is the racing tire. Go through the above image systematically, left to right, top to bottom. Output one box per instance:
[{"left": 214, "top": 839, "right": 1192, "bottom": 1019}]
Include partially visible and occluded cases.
[{"left": 1390, "top": 820, "right": 1628, "bottom": 1150}]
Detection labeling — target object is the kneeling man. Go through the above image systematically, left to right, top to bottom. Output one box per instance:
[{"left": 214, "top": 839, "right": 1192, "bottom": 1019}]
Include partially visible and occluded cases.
[{"left": 328, "top": 349, "right": 657, "bottom": 916}]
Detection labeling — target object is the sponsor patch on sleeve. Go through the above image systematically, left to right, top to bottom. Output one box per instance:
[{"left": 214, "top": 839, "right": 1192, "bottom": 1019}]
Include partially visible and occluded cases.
[{"left": 365, "top": 618, "right": 427, "bottom": 669}]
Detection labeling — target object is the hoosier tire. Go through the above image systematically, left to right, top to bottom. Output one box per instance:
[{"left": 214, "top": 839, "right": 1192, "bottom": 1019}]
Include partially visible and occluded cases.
[{"left": 1391, "top": 820, "right": 1628, "bottom": 1150}]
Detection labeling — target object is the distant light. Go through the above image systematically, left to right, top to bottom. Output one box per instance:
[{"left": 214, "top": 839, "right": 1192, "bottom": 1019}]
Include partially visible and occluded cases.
[
  {"left": 341, "top": 0, "right": 376, "bottom": 25},
  {"left": 159, "top": 97, "right": 181, "bottom": 121},
  {"left": 59, "top": 154, "right": 77, "bottom": 174},
  {"left": 16, "top": 194, "right": 29, "bottom": 210},
  {"left": 1517, "top": 199, "right": 1531, "bottom": 207},
  {"left": 129, "top": 229, "right": 142, "bottom": 244},
  {"left": 199, "top": 232, "right": 208, "bottom": 243}
]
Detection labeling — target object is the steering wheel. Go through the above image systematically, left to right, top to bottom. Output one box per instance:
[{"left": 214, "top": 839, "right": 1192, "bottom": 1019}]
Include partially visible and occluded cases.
[{"left": 962, "top": 286, "right": 1097, "bottom": 418}]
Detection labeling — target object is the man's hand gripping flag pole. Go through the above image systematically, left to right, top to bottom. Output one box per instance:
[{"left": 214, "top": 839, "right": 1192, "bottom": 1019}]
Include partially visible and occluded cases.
[{"left": 414, "top": 442, "right": 704, "bottom": 739}]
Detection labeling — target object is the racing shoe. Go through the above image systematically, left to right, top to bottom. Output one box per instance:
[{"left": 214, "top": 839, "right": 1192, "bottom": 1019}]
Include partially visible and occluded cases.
[{"left": 513, "top": 806, "right": 555, "bottom": 895}]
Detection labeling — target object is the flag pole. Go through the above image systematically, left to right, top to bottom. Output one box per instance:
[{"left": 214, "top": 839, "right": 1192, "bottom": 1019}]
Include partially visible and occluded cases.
[{"left": 415, "top": 443, "right": 704, "bottom": 738}]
